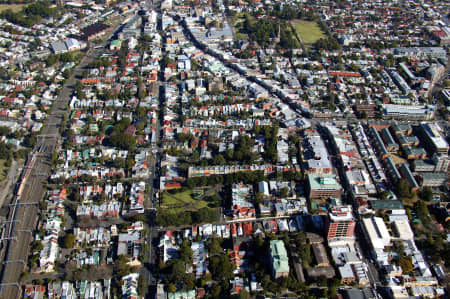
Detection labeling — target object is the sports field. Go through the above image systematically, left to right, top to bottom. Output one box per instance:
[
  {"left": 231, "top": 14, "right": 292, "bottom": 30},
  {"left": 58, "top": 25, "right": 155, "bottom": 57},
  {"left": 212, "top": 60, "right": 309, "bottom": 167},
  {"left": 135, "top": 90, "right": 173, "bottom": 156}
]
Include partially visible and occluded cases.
[{"left": 291, "top": 20, "right": 325, "bottom": 44}]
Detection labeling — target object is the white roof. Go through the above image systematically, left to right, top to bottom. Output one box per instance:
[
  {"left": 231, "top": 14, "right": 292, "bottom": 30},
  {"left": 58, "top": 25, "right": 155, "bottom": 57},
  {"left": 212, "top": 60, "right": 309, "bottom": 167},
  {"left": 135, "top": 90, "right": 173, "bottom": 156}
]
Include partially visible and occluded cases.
[
  {"left": 258, "top": 181, "right": 269, "bottom": 196},
  {"left": 362, "top": 217, "right": 391, "bottom": 250},
  {"left": 393, "top": 220, "right": 414, "bottom": 240},
  {"left": 339, "top": 264, "right": 355, "bottom": 279}
]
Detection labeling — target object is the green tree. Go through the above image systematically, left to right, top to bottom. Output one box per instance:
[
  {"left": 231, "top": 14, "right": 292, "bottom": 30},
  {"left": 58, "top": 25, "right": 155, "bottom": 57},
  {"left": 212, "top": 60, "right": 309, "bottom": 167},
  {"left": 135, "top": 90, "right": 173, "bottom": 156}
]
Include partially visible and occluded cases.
[
  {"left": 63, "top": 69, "right": 71, "bottom": 79},
  {"left": 0, "top": 126, "right": 10, "bottom": 136},
  {"left": 109, "top": 132, "right": 136, "bottom": 150},
  {"left": 177, "top": 132, "right": 193, "bottom": 143},
  {"left": 23, "top": 133, "right": 37, "bottom": 148},
  {"left": 233, "top": 135, "right": 255, "bottom": 163},
  {"left": 0, "top": 143, "right": 11, "bottom": 160},
  {"left": 212, "top": 154, "right": 226, "bottom": 165},
  {"left": 113, "top": 157, "right": 126, "bottom": 169},
  {"left": 396, "top": 178, "right": 411, "bottom": 198},
  {"left": 280, "top": 187, "right": 289, "bottom": 198},
  {"left": 419, "top": 187, "right": 433, "bottom": 202},
  {"left": 255, "top": 192, "right": 265, "bottom": 204},
  {"left": 415, "top": 200, "right": 431, "bottom": 225},
  {"left": 63, "top": 233, "right": 75, "bottom": 248},
  {"left": 208, "top": 236, "right": 222, "bottom": 256},
  {"left": 31, "top": 240, "right": 43, "bottom": 252},
  {"left": 180, "top": 240, "right": 193, "bottom": 265},
  {"left": 208, "top": 253, "right": 234, "bottom": 283},
  {"left": 116, "top": 254, "right": 133, "bottom": 276},
  {"left": 397, "top": 256, "right": 414, "bottom": 274},
  {"left": 167, "top": 259, "right": 187, "bottom": 282},
  {"left": 137, "top": 274, "right": 146, "bottom": 296},
  {"left": 167, "top": 283, "right": 176, "bottom": 293},
  {"left": 210, "top": 284, "right": 221, "bottom": 298},
  {"left": 239, "top": 289, "right": 250, "bottom": 299}
]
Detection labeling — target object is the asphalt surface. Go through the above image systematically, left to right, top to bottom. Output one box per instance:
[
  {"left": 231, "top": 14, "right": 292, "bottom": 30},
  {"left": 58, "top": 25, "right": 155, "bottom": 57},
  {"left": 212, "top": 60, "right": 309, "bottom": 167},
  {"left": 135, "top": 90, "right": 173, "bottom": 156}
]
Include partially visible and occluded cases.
[
  {"left": 139, "top": 2, "right": 162, "bottom": 297},
  {"left": 0, "top": 31, "right": 119, "bottom": 299}
]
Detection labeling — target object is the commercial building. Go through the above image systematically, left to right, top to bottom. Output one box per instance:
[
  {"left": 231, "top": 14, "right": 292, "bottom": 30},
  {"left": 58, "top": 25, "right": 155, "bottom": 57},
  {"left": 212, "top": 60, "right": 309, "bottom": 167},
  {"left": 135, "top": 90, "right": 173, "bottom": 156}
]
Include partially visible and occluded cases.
[
  {"left": 381, "top": 104, "right": 435, "bottom": 120},
  {"left": 391, "top": 122, "right": 413, "bottom": 136},
  {"left": 403, "top": 145, "right": 427, "bottom": 160},
  {"left": 307, "top": 174, "right": 341, "bottom": 199},
  {"left": 327, "top": 206, "right": 356, "bottom": 247},
  {"left": 327, "top": 221, "right": 356, "bottom": 244},
  {"left": 339, "top": 264, "right": 356, "bottom": 284}
]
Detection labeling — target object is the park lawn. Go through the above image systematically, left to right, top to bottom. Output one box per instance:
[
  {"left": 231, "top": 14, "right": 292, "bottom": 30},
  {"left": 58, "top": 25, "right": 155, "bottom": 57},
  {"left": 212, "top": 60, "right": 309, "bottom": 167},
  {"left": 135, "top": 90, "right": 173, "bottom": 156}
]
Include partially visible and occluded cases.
[
  {"left": 0, "top": 4, "right": 26, "bottom": 13},
  {"left": 232, "top": 12, "right": 254, "bottom": 41},
  {"left": 291, "top": 20, "right": 325, "bottom": 45},
  {"left": 235, "top": 32, "right": 248, "bottom": 41},
  {"left": 161, "top": 189, "right": 208, "bottom": 212},
  {"left": 173, "top": 189, "right": 196, "bottom": 203},
  {"left": 161, "top": 193, "right": 181, "bottom": 206}
]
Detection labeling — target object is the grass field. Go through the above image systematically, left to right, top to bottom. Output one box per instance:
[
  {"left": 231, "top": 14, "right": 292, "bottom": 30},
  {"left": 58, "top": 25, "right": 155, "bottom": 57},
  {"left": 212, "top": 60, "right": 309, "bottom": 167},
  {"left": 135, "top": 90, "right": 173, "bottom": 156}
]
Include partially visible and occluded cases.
[
  {"left": 0, "top": 4, "right": 26, "bottom": 13},
  {"left": 291, "top": 20, "right": 325, "bottom": 45},
  {"left": 392, "top": 154, "right": 406, "bottom": 165},
  {"left": 0, "top": 159, "right": 8, "bottom": 182},
  {"left": 161, "top": 189, "right": 208, "bottom": 212}
]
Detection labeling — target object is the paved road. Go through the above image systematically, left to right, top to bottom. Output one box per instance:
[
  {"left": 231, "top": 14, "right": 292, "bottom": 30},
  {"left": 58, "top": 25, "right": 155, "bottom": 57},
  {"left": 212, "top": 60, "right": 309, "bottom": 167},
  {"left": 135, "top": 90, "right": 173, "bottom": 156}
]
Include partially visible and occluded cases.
[
  {"left": 139, "top": 2, "right": 162, "bottom": 297},
  {"left": 0, "top": 32, "right": 120, "bottom": 299}
]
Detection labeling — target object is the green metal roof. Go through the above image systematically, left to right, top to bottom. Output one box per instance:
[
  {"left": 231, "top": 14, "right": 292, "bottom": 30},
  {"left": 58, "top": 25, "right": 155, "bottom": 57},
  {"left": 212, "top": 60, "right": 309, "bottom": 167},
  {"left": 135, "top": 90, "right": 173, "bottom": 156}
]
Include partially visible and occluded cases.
[
  {"left": 307, "top": 174, "right": 341, "bottom": 190},
  {"left": 369, "top": 200, "right": 404, "bottom": 210},
  {"left": 269, "top": 240, "right": 290, "bottom": 274}
]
